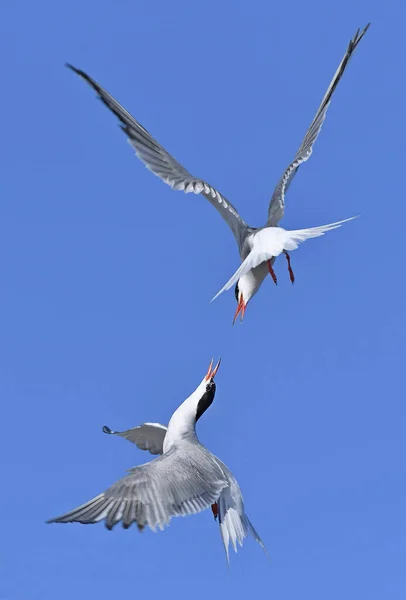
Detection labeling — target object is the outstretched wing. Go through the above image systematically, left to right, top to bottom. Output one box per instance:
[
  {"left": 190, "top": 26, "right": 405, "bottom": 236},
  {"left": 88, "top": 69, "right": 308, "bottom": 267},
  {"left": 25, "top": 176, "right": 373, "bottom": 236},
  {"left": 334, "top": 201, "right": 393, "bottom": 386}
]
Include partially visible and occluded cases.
[
  {"left": 267, "top": 24, "right": 370, "bottom": 226},
  {"left": 66, "top": 64, "right": 248, "bottom": 247},
  {"left": 211, "top": 217, "right": 355, "bottom": 300},
  {"left": 102, "top": 423, "right": 167, "bottom": 455},
  {"left": 47, "top": 449, "right": 228, "bottom": 532}
]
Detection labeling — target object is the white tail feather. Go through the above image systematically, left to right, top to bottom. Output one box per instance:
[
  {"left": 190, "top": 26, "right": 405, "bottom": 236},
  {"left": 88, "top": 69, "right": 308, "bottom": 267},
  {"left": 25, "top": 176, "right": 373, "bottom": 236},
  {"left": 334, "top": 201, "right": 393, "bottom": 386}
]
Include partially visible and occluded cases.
[
  {"left": 211, "top": 216, "right": 358, "bottom": 301},
  {"left": 286, "top": 216, "right": 358, "bottom": 247},
  {"left": 217, "top": 489, "right": 267, "bottom": 564}
]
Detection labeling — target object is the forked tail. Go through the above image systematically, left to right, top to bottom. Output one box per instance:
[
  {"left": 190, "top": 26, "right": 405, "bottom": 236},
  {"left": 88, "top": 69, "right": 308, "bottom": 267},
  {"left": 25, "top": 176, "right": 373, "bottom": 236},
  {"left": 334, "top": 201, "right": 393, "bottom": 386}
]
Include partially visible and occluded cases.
[
  {"left": 211, "top": 216, "right": 358, "bottom": 301},
  {"left": 284, "top": 216, "right": 358, "bottom": 250},
  {"left": 217, "top": 489, "right": 268, "bottom": 564}
]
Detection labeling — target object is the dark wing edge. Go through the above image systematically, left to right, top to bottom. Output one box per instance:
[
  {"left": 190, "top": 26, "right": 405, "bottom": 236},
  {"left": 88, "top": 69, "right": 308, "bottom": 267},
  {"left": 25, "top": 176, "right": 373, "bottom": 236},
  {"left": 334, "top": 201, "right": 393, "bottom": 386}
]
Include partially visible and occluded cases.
[
  {"left": 267, "top": 23, "right": 370, "bottom": 226},
  {"left": 65, "top": 64, "right": 249, "bottom": 247}
]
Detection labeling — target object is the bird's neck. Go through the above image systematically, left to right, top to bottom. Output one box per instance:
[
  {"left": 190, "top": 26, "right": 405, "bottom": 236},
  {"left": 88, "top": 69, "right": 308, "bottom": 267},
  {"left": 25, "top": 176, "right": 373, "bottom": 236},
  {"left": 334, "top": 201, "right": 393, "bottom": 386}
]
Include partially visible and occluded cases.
[
  {"left": 238, "top": 262, "right": 269, "bottom": 303},
  {"left": 163, "top": 394, "right": 199, "bottom": 452}
]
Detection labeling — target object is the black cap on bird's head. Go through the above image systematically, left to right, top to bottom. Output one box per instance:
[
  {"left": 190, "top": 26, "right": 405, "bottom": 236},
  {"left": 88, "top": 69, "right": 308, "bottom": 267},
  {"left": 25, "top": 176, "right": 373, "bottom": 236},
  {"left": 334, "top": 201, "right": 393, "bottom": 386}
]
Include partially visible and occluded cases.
[
  {"left": 233, "top": 267, "right": 269, "bottom": 325},
  {"left": 233, "top": 280, "right": 247, "bottom": 325},
  {"left": 195, "top": 358, "right": 221, "bottom": 422}
]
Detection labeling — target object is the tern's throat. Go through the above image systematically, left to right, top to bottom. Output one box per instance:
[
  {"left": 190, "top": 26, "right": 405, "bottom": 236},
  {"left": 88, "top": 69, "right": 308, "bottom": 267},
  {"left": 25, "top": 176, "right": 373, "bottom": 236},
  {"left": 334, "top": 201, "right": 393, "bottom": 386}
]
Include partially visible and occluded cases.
[
  {"left": 238, "top": 261, "right": 269, "bottom": 302},
  {"left": 163, "top": 392, "right": 201, "bottom": 452}
]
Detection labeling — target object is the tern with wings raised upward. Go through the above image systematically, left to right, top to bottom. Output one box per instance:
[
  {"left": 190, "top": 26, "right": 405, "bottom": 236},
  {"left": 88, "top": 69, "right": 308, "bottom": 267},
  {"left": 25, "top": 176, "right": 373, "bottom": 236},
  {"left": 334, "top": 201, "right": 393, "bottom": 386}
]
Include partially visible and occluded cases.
[
  {"left": 66, "top": 24, "right": 369, "bottom": 323},
  {"left": 47, "top": 359, "right": 267, "bottom": 564}
]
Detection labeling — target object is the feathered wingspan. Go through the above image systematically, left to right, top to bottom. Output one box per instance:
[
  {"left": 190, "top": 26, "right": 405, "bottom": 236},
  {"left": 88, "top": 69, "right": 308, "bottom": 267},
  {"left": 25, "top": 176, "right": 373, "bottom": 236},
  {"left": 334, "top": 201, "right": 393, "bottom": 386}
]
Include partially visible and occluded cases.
[
  {"left": 267, "top": 24, "right": 370, "bottom": 226},
  {"left": 65, "top": 64, "right": 249, "bottom": 247},
  {"left": 211, "top": 217, "right": 357, "bottom": 300},
  {"left": 47, "top": 449, "right": 228, "bottom": 532}
]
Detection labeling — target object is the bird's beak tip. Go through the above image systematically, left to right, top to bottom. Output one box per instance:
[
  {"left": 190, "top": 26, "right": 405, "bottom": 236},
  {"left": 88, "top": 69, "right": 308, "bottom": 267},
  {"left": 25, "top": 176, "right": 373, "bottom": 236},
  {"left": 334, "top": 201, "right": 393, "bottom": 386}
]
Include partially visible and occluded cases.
[
  {"left": 233, "top": 296, "right": 247, "bottom": 325},
  {"left": 205, "top": 357, "right": 221, "bottom": 381}
]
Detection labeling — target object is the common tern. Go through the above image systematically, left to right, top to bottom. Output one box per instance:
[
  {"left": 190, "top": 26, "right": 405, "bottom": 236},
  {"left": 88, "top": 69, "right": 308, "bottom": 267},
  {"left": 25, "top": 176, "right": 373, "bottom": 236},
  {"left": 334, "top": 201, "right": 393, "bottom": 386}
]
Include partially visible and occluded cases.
[
  {"left": 66, "top": 24, "right": 369, "bottom": 323},
  {"left": 47, "top": 359, "right": 267, "bottom": 563}
]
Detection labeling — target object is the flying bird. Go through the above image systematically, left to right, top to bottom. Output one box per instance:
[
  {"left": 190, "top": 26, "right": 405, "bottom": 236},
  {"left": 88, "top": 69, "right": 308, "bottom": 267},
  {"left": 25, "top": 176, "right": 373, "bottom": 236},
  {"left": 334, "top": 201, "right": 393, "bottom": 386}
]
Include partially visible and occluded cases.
[
  {"left": 66, "top": 24, "right": 369, "bottom": 323},
  {"left": 47, "top": 359, "right": 267, "bottom": 563}
]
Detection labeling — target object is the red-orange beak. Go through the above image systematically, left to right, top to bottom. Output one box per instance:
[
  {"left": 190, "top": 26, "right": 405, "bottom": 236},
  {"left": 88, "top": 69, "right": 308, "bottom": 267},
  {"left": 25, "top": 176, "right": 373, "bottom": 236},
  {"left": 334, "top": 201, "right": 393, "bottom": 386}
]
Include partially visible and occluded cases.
[
  {"left": 233, "top": 295, "right": 247, "bottom": 325},
  {"left": 205, "top": 358, "right": 221, "bottom": 381}
]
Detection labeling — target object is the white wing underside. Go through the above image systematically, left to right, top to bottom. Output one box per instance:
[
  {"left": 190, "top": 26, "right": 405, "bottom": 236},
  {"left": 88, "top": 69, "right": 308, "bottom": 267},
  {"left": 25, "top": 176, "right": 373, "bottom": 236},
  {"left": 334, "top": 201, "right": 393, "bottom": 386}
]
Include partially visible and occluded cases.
[
  {"left": 211, "top": 217, "right": 356, "bottom": 300},
  {"left": 103, "top": 422, "right": 167, "bottom": 455}
]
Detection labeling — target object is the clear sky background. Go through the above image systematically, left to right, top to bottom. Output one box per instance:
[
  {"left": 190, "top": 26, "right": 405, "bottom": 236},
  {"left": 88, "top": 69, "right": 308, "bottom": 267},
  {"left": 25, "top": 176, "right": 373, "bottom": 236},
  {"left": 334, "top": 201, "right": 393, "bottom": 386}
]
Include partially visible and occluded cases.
[{"left": 1, "top": 1, "right": 405, "bottom": 598}]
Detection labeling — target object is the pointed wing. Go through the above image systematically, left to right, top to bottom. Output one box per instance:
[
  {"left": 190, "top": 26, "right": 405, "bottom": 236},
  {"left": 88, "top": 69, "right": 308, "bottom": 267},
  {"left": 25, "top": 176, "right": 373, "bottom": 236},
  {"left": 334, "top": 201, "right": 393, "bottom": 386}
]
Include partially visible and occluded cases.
[
  {"left": 267, "top": 24, "right": 370, "bottom": 226},
  {"left": 66, "top": 64, "right": 248, "bottom": 247},
  {"left": 211, "top": 217, "right": 355, "bottom": 300},
  {"left": 211, "top": 245, "right": 273, "bottom": 302},
  {"left": 102, "top": 423, "right": 167, "bottom": 455},
  {"left": 47, "top": 449, "right": 228, "bottom": 532}
]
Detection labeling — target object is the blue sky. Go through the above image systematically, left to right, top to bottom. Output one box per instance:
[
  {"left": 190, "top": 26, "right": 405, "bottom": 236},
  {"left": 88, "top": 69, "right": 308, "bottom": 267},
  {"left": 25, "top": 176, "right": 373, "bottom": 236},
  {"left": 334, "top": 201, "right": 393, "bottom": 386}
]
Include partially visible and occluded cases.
[{"left": 1, "top": 0, "right": 405, "bottom": 598}]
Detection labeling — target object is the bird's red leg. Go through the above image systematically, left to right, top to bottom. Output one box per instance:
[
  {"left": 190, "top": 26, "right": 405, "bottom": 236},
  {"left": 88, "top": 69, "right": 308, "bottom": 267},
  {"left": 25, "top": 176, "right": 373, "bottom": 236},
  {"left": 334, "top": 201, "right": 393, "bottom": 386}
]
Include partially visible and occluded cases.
[
  {"left": 284, "top": 251, "right": 295, "bottom": 284},
  {"left": 268, "top": 260, "right": 277, "bottom": 285},
  {"left": 211, "top": 503, "right": 218, "bottom": 521}
]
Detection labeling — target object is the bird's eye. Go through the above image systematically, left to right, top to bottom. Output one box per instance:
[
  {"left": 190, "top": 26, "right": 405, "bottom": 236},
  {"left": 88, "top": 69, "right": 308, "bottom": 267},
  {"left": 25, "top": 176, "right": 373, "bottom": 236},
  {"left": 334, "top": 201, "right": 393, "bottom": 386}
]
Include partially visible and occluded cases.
[
  {"left": 234, "top": 282, "right": 239, "bottom": 302},
  {"left": 206, "top": 382, "right": 213, "bottom": 392}
]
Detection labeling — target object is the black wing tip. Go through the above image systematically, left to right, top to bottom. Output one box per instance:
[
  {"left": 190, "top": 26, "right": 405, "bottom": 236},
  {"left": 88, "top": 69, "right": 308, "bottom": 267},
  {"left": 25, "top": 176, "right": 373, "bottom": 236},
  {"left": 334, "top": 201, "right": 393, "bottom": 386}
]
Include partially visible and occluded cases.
[
  {"left": 358, "top": 22, "right": 371, "bottom": 38},
  {"left": 352, "top": 23, "right": 371, "bottom": 46},
  {"left": 65, "top": 62, "right": 81, "bottom": 74},
  {"left": 65, "top": 63, "right": 97, "bottom": 88},
  {"left": 102, "top": 425, "right": 113, "bottom": 434},
  {"left": 46, "top": 517, "right": 79, "bottom": 525}
]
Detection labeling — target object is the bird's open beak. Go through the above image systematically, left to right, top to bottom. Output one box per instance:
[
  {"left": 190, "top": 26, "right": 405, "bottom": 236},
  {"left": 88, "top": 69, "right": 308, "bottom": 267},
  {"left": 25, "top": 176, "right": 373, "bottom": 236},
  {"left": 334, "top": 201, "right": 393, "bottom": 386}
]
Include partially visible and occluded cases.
[
  {"left": 233, "top": 295, "right": 247, "bottom": 325},
  {"left": 205, "top": 358, "right": 221, "bottom": 381}
]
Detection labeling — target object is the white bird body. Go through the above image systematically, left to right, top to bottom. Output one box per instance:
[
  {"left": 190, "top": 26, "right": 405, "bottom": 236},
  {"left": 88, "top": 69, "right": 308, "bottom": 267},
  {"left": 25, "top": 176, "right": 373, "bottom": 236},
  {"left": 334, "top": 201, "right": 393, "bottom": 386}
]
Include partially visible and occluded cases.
[
  {"left": 65, "top": 24, "right": 369, "bottom": 321},
  {"left": 213, "top": 216, "right": 357, "bottom": 302},
  {"left": 237, "top": 262, "right": 270, "bottom": 308},
  {"left": 48, "top": 360, "right": 267, "bottom": 564}
]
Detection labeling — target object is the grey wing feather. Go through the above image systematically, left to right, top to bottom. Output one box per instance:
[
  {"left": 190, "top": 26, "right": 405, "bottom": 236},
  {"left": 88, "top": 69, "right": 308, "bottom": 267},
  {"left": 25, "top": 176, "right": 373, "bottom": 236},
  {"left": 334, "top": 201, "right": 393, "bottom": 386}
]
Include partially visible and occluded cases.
[
  {"left": 267, "top": 24, "right": 370, "bottom": 226},
  {"left": 66, "top": 64, "right": 248, "bottom": 247},
  {"left": 102, "top": 423, "right": 167, "bottom": 455},
  {"left": 47, "top": 448, "right": 228, "bottom": 532}
]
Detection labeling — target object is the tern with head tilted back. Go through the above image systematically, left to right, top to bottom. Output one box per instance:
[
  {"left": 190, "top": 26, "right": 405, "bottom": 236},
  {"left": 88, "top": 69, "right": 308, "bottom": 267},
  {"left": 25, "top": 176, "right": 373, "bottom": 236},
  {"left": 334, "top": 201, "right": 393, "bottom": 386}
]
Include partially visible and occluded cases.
[
  {"left": 66, "top": 24, "right": 369, "bottom": 323},
  {"left": 47, "top": 359, "right": 267, "bottom": 564}
]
